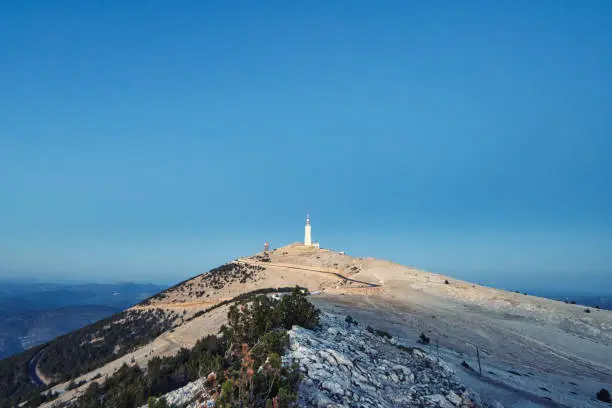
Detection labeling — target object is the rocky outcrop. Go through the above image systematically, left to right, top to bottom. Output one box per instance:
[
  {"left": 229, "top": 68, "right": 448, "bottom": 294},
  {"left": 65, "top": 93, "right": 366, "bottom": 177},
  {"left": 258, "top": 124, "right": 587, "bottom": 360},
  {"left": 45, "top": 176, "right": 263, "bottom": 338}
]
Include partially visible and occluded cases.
[
  {"left": 137, "top": 312, "right": 480, "bottom": 408},
  {"left": 284, "top": 313, "right": 479, "bottom": 408},
  {"left": 138, "top": 379, "right": 213, "bottom": 408}
]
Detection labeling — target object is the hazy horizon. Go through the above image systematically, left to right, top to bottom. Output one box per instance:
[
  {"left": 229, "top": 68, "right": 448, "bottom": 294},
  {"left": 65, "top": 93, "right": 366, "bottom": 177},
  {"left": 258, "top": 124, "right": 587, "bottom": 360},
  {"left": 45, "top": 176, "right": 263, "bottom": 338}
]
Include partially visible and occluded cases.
[
  {"left": 1, "top": 2, "right": 611, "bottom": 292},
  {"left": 0, "top": 240, "right": 609, "bottom": 296}
]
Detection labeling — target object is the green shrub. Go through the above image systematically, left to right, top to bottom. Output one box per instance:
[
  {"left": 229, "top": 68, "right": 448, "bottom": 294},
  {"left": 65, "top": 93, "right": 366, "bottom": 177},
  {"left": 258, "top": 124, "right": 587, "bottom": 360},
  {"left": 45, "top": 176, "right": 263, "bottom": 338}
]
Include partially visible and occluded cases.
[
  {"left": 69, "top": 286, "right": 317, "bottom": 408},
  {"left": 221, "top": 286, "right": 319, "bottom": 346},
  {"left": 216, "top": 287, "right": 315, "bottom": 407},
  {"left": 277, "top": 287, "right": 320, "bottom": 329},
  {"left": 38, "top": 308, "right": 176, "bottom": 383},
  {"left": 366, "top": 325, "right": 392, "bottom": 339},
  {"left": 252, "top": 331, "right": 289, "bottom": 362},
  {"left": 419, "top": 332, "right": 430, "bottom": 345},
  {"left": 66, "top": 379, "right": 87, "bottom": 390},
  {"left": 217, "top": 379, "right": 235, "bottom": 407},
  {"left": 276, "top": 386, "right": 298, "bottom": 407},
  {"left": 597, "top": 388, "right": 611, "bottom": 403},
  {"left": 148, "top": 397, "right": 170, "bottom": 408}
]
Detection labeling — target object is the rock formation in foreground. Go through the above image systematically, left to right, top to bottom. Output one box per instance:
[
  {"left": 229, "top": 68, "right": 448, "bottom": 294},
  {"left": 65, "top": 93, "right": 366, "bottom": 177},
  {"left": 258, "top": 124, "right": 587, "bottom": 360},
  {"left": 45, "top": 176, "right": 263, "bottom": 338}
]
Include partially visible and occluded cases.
[
  {"left": 145, "top": 311, "right": 481, "bottom": 408},
  {"left": 286, "top": 313, "right": 479, "bottom": 408}
]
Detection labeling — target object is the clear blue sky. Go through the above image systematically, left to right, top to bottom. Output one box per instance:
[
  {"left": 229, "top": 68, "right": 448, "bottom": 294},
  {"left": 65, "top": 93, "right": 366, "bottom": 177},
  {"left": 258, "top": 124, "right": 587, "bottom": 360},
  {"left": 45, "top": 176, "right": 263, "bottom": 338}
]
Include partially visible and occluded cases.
[{"left": 1, "top": 1, "right": 611, "bottom": 293}]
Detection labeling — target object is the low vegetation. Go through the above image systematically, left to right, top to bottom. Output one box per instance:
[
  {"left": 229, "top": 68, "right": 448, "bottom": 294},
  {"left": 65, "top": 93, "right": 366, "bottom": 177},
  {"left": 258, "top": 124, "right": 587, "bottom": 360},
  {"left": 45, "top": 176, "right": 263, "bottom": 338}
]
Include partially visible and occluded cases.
[
  {"left": 252, "top": 253, "right": 271, "bottom": 263},
  {"left": 0, "top": 261, "right": 280, "bottom": 407},
  {"left": 0, "top": 262, "right": 310, "bottom": 408},
  {"left": 141, "top": 262, "right": 265, "bottom": 306},
  {"left": 201, "top": 263, "right": 265, "bottom": 290},
  {"left": 71, "top": 287, "right": 319, "bottom": 408},
  {"left": 187, "top": 287, "right": 308, "bottom": 322},
  {"left": 0, "top": 308, "right": 176, "bottom": 407},
  {"left": 38, "top": 308, "right": 176, "bottom": 382},
  {"left": 344, "top": 315, "right": 358, "bottom": 325},
  {"left": 366, "top": 326, "right": 392, "bottom": 339},
  {"left": 419, "top": 332, "right": 431, "bottom": 345},
  {"left": 0, "top": 346, "right": 47, "bottom": 408},
  {"left": 66, "top": 380, "right": 87, "bottom": 390},
  {"left": 597, "top": 388, "right": 611, "bottom": 403},
  {"left": 147, "top": 397, "right": 171, "bottom": 408}
]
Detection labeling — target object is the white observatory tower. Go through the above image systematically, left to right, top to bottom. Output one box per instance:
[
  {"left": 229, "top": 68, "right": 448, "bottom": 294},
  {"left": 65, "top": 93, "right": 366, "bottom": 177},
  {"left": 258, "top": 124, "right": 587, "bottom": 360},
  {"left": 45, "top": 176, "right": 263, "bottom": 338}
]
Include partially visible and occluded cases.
[{"left": 304, "top": 214, "right": 312, "bottom": 246}]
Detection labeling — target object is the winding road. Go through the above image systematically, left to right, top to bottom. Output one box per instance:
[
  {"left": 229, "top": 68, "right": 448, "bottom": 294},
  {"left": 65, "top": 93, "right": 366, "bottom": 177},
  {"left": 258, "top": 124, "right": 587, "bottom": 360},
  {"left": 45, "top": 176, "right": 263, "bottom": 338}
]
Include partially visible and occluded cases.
[
  {"left": 237, "top": 259, "right": 381, "bottom": 288},
  {"left": 132, "top": 260, "right": 381, "bottom": 311},
  {"left": 28, "top": 348, "right": 46, "bottom": 386}
]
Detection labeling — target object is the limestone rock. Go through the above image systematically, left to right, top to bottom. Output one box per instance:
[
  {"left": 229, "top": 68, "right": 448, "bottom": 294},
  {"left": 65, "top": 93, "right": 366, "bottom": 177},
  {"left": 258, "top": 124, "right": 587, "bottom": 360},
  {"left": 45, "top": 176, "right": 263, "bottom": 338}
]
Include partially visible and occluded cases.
[
  {"left": 286, "top": 313, "right": 480, "bottom": 408},
  {"left": 137, "top": 379, "right": 210, "bottom": 408},
  {"left": 321, "top": 380, "right": 344, "bottom": 395},
  {"left": 446, "top": 391, "right": 463, "bottom": 406},
  {"left": 427, "top": 394, "right": 456, "bottom": 408}
]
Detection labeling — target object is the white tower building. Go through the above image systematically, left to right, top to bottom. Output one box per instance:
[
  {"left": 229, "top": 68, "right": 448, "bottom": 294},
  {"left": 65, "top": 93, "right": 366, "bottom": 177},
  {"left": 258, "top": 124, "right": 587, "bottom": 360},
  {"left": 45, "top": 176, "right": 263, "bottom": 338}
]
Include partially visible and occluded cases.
[{"left": 304, "top": 214, "right": 312, "bottom": 246}]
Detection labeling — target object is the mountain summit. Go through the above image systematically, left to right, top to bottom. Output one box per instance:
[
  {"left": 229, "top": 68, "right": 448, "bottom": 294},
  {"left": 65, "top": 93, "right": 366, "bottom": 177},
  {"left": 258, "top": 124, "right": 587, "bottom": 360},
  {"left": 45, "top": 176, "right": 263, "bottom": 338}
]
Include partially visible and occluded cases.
[{"left": 2, "top": 244, "right": 610, "bottom": 408}]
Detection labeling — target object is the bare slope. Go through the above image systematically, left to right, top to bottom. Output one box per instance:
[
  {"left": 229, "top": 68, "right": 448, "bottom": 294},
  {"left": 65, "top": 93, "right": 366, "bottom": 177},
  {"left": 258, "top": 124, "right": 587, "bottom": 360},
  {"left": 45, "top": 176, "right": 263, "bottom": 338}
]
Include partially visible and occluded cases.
[
  {"left": 136, "top": 243, "right": 612, "bottom": 407},
  {"left": 30, "top": 244, "right": 612, "bottom": 408},
  {"left": 138, "top": 244, "right": 376, "bottom": 310},
  {"left": 256, "top": 245, "right": 612, "bottom": 408},
  {"left": 39, "top": 305, "right": 230, "bottom": 408}
]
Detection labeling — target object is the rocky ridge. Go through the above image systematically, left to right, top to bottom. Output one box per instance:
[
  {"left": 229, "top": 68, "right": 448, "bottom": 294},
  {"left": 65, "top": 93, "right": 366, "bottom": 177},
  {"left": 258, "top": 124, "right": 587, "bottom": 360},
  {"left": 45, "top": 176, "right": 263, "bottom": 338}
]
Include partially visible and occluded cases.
[
  {"left": 135, "top": 312, "right": 480, "bottom": 408},
  {"left": 285, "top": 313, "right": 480, "bottom": 408},
  {"left": 138, "top": 379, "right": 213, "bottom": 408}
]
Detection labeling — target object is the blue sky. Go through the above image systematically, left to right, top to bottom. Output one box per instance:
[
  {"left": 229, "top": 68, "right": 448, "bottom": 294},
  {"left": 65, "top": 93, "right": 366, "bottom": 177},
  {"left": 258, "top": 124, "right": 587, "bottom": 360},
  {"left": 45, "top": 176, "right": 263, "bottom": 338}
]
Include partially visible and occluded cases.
[{"left": 1, "top": 1, "right": 611, "bottom": 293}]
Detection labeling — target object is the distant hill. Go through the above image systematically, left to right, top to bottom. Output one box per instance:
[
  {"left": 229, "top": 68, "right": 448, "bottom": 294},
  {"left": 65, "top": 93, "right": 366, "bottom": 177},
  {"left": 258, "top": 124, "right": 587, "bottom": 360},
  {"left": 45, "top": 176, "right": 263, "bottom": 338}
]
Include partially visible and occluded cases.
[
  {"left": 0, "top": 281, "right": 165, "bottom": 359},
  {"left": 0, "top": 281, "right": 164, "bottom": 312}
]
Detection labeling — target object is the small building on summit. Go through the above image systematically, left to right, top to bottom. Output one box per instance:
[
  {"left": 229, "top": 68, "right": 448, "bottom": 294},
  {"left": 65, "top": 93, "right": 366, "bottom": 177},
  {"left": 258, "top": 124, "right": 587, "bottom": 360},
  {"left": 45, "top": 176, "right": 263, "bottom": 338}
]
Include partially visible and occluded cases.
[{"left": 304, "top": 214, "right": 320, "bottom": 248}]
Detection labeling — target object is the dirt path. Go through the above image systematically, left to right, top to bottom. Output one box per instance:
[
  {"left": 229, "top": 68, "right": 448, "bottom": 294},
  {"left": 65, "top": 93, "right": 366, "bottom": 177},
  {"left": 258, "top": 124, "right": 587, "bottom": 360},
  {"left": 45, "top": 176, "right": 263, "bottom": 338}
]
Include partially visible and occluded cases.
[
  {"left": 132, "top": 259, "right": 383, "bottom": 313},
  {"left": 238, "top": 259, "right": 381, "bottom": 288},
  {"left": 325, "top": 286, "right": 385, "bottom": 295},
  {"left": 131, "top": 298, "right": 231, "bottom": 311},
  {"left": 40, "top": 305, "right": 231, "bottom": 408},
  {"left": 28, "top": 348, "right": 48, "bottom": 386}
]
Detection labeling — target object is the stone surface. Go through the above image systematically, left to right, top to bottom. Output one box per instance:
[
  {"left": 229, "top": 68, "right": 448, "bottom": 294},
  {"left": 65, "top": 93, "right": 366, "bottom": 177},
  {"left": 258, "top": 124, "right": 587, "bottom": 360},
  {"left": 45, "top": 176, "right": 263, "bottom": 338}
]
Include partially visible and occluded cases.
[
  {"left": 284, "top": 313, "right": 479, "bottom": 408},
  {"left": 137, "top": 379, "right": 213, "bottom": 408},
  {"left": 446, "top": 391, "right": 463, "bottom": 406},
  {"left": 427, "top": 394, "right": 456, "bottom": 408}
]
